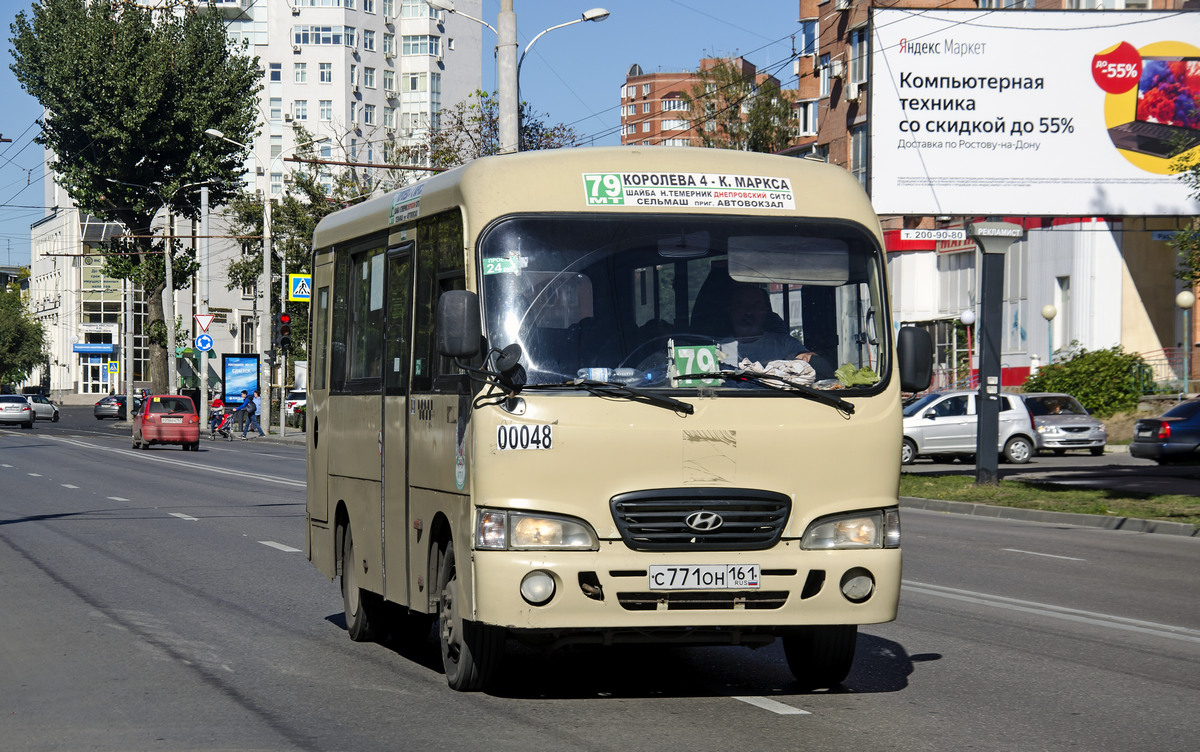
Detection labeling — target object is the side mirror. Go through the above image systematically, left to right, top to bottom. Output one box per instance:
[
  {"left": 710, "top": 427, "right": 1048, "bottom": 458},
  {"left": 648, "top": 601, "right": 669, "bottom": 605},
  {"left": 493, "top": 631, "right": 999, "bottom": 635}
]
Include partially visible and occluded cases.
[
  {"left": 436, "top": 290, "right": 482, "bottom": 359},
  {"left": 897, "top": 326, "right": 933, "bottom": 393},
  {"left": 923, "top": 409, "right": 936, "bottom": 420}
]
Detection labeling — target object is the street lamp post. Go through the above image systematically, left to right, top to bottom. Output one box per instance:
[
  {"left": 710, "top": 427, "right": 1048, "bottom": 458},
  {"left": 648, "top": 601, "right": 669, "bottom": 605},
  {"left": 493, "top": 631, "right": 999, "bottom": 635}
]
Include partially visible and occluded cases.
[
  {"left": 427, "top": 0, "right": 608, "bottom": 153},
  {"left": 205, "top": 128, "right": 327, "bottom": 433},
  {"left": 1178, "top": 290, "right": 1196, "bottom": 396},
  {"left": 1041, "top": 304, "right": 1057, "bottom": 364},
  {"left": 960, "top": 308, "right": 975, "bottom": 388}
]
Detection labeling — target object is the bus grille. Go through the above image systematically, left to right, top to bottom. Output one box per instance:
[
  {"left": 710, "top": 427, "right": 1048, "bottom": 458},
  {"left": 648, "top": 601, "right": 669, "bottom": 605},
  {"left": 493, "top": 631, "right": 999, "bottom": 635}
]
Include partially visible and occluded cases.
[
  {"left": 610, "top": 489, "right": 791, "bottom": 552},
  {"left": 616, "top": 590, "right": 789, "bottom": 611}
]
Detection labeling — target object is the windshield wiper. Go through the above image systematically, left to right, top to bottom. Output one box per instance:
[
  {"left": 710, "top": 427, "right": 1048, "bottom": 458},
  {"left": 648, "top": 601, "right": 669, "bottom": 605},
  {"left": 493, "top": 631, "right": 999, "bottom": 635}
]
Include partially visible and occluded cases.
[
  {"left": 693, "top": 370, "right": 855, "bottom": 414},
  {"left": 525, "top": 379, "right": 695, "bottom": 415}
]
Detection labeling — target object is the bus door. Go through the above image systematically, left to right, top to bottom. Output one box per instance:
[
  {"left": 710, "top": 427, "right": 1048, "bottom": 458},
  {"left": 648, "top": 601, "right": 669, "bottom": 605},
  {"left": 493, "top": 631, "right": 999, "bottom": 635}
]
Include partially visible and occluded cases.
[{"left": 381, "top": 244, "right": 413, "bottom": 607}]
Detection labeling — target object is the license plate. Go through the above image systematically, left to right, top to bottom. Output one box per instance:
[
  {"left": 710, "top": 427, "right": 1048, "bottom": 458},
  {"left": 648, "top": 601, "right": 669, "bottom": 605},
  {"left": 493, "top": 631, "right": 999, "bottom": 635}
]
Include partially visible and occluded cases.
[
  {"left": 161, "top": 417, "right": 183, "bottom": 424},
  {"left": 1136, "top": 430, "right": 1153, "bottom": 437},
  {"left": 649, "top": 564, "right": 760, "bottom": 590}
]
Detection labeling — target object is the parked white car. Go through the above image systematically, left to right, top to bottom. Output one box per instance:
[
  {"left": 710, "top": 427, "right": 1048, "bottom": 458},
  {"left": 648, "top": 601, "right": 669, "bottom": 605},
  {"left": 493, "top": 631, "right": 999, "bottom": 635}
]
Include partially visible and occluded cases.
[
  {"left": 901, "top": 390, "right": 1037, "bottom": 465},
  {"left": 1020, "top": 393, "right": 1106, "bottom": 456}
]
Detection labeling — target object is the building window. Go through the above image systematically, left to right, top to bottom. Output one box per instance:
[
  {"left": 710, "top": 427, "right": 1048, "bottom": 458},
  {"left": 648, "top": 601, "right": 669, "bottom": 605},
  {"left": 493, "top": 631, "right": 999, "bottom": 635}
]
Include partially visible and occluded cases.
[
  {"left": 363, "top": 0, "right": 375, "bottom": 12},
  {"left": 383, "top": 0, "right": 395, "bottom": 17},
  {"left": 401, "top": 0, "right": 436, "bottom": 18},
  {"left": 799, "top": 19, "right": 818, "bottom": 56},
  {"left": 294, "top": 26, "right": 347, "bottom": 46},
  {"left": 345, "top": 27, "right": 357, "bottom": 48},
  {"left": 849, "top": 27, "right": 868, "bottom": 85},
  {"left": 363, "top": 29, "right": 376, "bottom": 52},
  {"left": 383, "top": 33, "right": 395, "bottom": 57},
  {"left": 402, "top": 35, "right": 440, "bottom": 56},
  {"left": 819, "top": 54, "right": 831, "bottom": 98},
  {"left": 269, "top": 62, "right": 282, "bottom": 82},
  {"left": 295, "top": 62, "right": 307, "bottom": 83},
  {"left": 319, "top": 63, "right": 333, "bottom": 83},
  {"left": 349, "top": 64, "right": 357, "bottom": 86},
  {"left": 364, "top": 67, "right": 376, "bottom": 88},
  {"left": 383, "top": 70, "right": 395, "bottom": 92},
  {"left": 406, "top": 72, "right": 426, "bottom": 91},
  {"left": 626, "top": 85, "right": 635, "bottom": 98},
  {"left": 270, "top": 97, "right": 282, "bottom": 121},
  {"left": 661, "top": 98, "right": 687, "bottom": 111},
  {"left": 320, "top": 99, "right": 333, "bottom": 121},
  {"left": 294, "top": 100, "right": 309, "bottom": 121},
  {"left": 797, "top": 100, "right": 817, "bottom": 135},
  {"left": 642, "top": 102, "right": 651, "bottom": 113},
  {"left": 350, "top": 103, "right": 357, "bottom": 124},
  {"left": 364, "top": 104, "right": 376, "bottom": 125},
  {"left": 384, "top": 107, "right": 395, "bottom": 128},
  {"left": 662, "top": 119, "right": 688, "bottom": 131},
  {"left": 642, "top": 122, "right": 651, "bottom": 133},
  {"left": 850, "top": 124, "right": 868, "bottom": 189},
  {"left": 271, "top": 134, "right": 282, "bottom": 159},
  {"left": 271, "top": 171, "right": 283, "bottom": 196}
]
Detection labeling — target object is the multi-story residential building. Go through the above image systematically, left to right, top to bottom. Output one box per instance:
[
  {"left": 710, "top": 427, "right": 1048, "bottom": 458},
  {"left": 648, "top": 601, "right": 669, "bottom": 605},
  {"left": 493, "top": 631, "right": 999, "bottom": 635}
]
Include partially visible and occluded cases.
[{"left": 26, "top": 0, "right": 482, "bottom": 399}]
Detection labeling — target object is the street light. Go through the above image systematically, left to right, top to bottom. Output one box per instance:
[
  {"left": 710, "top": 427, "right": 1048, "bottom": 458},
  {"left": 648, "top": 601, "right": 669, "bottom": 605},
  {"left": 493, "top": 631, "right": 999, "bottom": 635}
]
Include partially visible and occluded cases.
[
  {"left": 429, "top": 1, "right": 609, "bottom": 153},
  {"left": 204, "top": 128, "right": 327, "bottom": 435},
  {"left": 1178, "top": 290, "right": 1195, "bottom": 396},
  {"left": 1041, "top": 304, "right": 1057, "bottom": 364},
  {"left": 960, "top": 309, "right": 975, "bottom": 387}
]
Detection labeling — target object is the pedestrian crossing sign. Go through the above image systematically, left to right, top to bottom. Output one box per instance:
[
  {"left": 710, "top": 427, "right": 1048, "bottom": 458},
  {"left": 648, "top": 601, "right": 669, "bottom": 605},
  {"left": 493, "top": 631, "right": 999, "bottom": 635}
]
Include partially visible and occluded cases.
[{"left": 288, "top": 274, "right": 312, "bottom": 302}]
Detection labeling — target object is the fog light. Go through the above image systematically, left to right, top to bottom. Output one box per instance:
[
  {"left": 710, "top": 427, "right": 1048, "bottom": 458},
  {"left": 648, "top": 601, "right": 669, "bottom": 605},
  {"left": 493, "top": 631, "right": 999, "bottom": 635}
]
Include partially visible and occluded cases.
[
  {"left": 840, "top": 568, "right": 875, "bottom": 603},
  {"left": 520, "top": 570, "right": 556, "bottom": 606}
]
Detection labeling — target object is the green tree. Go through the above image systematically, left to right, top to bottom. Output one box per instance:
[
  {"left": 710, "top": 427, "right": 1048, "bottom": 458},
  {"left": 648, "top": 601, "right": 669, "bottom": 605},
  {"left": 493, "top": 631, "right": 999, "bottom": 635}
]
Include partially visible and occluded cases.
[
  {"left": 9, "top": 0, "right": 260, "bottom": 391},
  {"left": 681, "top": 59, "right": 797, "bottom": 153},
  {"left": 423, "top": 90, "right": 578, "bottom": 170},
  {"left": 1170, "top": 147, "right": 1200, "bottom": 289},
  {"left": 0, "top": 287, "right": 46, "bottom": 385},
  {"left": 1022, "top": 344, "right": 1146, "bottom": 418}
]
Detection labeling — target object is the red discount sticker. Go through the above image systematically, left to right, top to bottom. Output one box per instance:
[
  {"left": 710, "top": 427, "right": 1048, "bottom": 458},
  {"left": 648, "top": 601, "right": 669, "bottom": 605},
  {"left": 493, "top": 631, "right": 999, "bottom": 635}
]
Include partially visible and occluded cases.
[{"left": 1092, "top": 41, "right": 1142, "bottom": 94}]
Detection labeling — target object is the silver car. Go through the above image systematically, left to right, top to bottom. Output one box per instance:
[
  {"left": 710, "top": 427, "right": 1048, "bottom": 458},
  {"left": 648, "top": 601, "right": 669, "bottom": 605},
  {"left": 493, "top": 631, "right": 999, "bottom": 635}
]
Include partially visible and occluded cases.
[
  {"left": 901, "top": 389, "right": 1037, "bottom": 465},
  {"left": 1020, "top": 393, "right": 1106, "bottom": 456},
  {"left": 0, "top": 394, "right": 35, "bottom": 429},
  {"left": 26, "top": 394, "right": 59, "bottom": 422}
]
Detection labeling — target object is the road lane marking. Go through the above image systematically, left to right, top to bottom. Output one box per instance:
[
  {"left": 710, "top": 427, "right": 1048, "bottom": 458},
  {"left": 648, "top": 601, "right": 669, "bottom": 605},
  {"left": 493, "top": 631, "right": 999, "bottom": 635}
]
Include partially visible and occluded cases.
[
  {"left": 46, "top": 435, "right": 304, "bottom": 488},
  {"left": 2, "top": 463, "right": 12, "bottom": 468},
  {"left": 27, "top": 473, "right": 41, "bottom": 477},
  {"left": 61, "top": 484, "right": 79, "bottom": 489},
  {"left": 107, "top": 496, "right": 129, "bottom": 502},
  {"left": 169, "top": 512, "right": 199, "bottom": 522},
  {"left": 259, "top": 541, "right": 302, "bottom": 553},
  {"left": 1002, "top": 548, "right": 1086, "bottom": 561},
  {"left": 903, "top": 580, "right": 1200, "bottom": 644},
  {"left": 731, "top": 696, "right": 811, "bottom": 715}
]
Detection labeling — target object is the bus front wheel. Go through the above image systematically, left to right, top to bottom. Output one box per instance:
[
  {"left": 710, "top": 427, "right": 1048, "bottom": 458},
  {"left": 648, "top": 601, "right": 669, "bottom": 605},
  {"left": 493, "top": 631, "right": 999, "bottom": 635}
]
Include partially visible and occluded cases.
[
  {"left": 341, "top": 525, "right": 383, "bottom": 642},
  {"left": 436, "top": 539, "right": 504, "bottom": 691},
  {"left": 782, "top": 625, "right": 857, "bottom": 690}
]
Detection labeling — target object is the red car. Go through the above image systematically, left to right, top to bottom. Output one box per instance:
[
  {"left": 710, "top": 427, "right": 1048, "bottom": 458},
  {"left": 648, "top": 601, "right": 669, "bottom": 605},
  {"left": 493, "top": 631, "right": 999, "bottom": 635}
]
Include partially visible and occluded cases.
[{"left": 133, "top": 394, "right": 201, "bottom": 451}]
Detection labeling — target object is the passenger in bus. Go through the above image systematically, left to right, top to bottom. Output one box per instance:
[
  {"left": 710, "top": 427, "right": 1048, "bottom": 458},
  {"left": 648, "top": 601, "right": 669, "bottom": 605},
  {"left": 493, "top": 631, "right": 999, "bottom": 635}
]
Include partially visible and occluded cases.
[{"left": 726, "top": 283, "right": 815, "bottom": 365}]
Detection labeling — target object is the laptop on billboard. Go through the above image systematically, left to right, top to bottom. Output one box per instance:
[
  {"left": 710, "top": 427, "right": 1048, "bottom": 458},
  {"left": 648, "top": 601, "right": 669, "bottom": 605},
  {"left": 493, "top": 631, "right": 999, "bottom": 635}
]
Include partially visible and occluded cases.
[{"left": 1107, "top": 57, "right": 1200, "bottom": 158}]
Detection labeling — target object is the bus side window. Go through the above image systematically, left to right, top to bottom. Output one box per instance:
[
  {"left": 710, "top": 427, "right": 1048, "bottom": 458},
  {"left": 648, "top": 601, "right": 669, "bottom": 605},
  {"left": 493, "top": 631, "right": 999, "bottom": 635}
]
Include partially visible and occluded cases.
[
  {"left": 412, "top": 210, "right": 465, "bottom": 393},
  {"left": 313, "top": 285, "right": 329, "bottom": 391}
]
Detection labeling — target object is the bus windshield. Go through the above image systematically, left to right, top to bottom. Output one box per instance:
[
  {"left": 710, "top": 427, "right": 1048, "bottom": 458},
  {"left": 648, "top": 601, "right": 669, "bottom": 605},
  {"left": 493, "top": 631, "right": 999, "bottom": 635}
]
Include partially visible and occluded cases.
[{"left": 479, "top": 215, "right": 887, "bottom": 392}]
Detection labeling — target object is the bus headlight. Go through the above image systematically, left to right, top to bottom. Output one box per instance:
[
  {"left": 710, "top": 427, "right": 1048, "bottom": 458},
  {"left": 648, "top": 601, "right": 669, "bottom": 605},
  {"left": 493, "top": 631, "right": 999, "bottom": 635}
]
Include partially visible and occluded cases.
[
  {"left": 475, "top": 509, "right": 599, "bottom": 551},
  {"left": 801, "top": 509, "right": 900, "bottom": 550}
]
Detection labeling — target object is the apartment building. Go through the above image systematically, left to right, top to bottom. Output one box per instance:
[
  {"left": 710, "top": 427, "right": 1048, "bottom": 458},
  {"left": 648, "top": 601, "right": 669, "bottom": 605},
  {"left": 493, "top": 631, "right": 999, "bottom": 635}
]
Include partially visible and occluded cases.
[{"left": 27, "top": 0, "right": 481, "bottom": 398}]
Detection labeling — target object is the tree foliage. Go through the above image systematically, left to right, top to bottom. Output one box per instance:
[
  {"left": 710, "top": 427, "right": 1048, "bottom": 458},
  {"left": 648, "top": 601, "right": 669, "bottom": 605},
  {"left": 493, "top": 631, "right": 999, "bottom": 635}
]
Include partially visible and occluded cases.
[
  {"left": 9, "top": 0, "right": 260, "bottom": 390},
  {"left": 680, "top": 59, "right": 797, "bottom": 153},
  {"left": 423, "top": 90, "right": 578, "bottom": 170},
  {"left": 1170, "top": 147, "right": 1200, "bottom": 289},
  {"left": 0, "top": 287, "right": 46, "bottom": 385},
  {"left": 1021, "top": 344, "right": 1146, "bottom": 418}
]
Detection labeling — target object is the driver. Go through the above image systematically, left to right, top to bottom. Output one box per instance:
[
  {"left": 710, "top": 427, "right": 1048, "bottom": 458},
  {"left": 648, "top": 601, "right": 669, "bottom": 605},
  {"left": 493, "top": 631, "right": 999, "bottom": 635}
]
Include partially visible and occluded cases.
[{"left": 726, "top": 283, "right": 814, "bottom": 365}]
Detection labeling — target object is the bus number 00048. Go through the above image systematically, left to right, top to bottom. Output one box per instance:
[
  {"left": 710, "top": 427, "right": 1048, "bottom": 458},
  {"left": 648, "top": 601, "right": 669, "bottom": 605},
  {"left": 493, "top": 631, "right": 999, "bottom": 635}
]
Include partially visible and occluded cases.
[{"left": 496, "top": 424, "right": 554, "bottom": 451}]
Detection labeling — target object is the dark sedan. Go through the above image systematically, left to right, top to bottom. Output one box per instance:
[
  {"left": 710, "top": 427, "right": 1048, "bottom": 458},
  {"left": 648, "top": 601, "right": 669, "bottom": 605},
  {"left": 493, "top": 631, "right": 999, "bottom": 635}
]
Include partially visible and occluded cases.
[
  {"left": 93, "top": 394, "right": 141, "bottom": 419},
  {"left": 1130, "top": 399, "right": 1200, "bottom": 464}
]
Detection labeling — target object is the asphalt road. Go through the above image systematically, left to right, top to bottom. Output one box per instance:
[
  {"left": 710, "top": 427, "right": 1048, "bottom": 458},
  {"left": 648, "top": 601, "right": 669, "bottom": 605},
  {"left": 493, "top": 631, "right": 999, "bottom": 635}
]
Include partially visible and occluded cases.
[{"left": 1, "top": 410, "right": 1197, "bottom": 751}]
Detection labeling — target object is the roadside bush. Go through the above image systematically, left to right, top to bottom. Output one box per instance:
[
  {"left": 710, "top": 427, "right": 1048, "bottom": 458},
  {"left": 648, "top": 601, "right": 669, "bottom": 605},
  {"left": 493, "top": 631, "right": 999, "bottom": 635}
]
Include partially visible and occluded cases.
[{"left": 1021, "top": 344, "right": 1144, "bottom": 418}]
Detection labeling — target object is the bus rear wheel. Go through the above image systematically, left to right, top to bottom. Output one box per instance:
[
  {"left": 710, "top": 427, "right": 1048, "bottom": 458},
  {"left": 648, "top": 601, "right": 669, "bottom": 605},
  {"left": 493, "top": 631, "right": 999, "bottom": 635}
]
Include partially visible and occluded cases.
[
  {"left": 341, "top": 525, "right": 383, "bottom": 642},
  {"left": 436, "top": 539, "right": 504, "bottom": 691},
  {"left": 782, "top": 625, "right": 857, "bottom": 690}
]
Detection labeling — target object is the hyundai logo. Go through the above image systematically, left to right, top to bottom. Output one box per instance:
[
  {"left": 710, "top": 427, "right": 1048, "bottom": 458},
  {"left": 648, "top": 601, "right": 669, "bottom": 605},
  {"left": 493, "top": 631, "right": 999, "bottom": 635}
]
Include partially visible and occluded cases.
[{"left": 685, "top": 511, "right": 723, "bottom": 532}]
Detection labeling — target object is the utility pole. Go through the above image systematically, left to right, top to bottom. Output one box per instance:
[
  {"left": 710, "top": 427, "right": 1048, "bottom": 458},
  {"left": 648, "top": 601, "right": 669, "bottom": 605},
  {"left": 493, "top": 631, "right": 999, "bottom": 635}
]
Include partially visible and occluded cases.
[
  {"left": 497, "top": 0, "right": 518, "bottom": 154},
  {"left": 199, "top": 186, "right": 210, "bottom": 427}
]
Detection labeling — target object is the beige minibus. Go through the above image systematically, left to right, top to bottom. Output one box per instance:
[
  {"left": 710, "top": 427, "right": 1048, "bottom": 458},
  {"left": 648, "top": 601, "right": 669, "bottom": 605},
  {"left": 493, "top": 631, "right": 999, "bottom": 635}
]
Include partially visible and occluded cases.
[{"left": 305, "top": 146, "right": 932, "bottom": 691}]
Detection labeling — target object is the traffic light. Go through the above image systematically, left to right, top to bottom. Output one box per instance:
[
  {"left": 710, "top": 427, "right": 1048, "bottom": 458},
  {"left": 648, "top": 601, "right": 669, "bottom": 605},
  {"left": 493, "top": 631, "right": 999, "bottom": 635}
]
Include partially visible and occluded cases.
[{"left": 274, "top": 312, "right": 292, "bottom": 350}]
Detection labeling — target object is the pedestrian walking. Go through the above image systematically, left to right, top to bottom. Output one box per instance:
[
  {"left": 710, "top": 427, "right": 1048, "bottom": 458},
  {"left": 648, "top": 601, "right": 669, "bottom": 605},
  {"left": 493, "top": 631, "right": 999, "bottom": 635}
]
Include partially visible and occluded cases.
[{"left": 242, "top": 388, "right": 266, "bottom": 439}]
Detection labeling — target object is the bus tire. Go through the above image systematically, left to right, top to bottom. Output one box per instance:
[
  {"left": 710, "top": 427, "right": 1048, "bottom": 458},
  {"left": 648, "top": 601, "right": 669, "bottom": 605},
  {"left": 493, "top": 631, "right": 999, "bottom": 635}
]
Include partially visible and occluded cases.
[
  {"left": 341, "top": 525, "right": 382, "bottom": 642},
  {"left": 436, "top": 539, "right": 503, "bottom": 691},
  {"left": 782, "top": 625, "right": 857, "bottom": 690}
]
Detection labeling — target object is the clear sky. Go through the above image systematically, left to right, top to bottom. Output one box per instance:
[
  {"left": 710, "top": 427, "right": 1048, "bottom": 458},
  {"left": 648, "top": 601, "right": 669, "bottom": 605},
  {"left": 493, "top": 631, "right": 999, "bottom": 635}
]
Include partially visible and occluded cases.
[{"left": 0, "top": 0, "right": 801, "bottom": 268}]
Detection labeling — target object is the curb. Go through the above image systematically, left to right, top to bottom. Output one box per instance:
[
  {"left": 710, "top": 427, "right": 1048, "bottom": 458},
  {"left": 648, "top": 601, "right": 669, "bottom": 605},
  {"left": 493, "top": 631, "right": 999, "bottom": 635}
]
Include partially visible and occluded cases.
[{"left": 900, "top": 496, "right": 1199, "bottom": 538}]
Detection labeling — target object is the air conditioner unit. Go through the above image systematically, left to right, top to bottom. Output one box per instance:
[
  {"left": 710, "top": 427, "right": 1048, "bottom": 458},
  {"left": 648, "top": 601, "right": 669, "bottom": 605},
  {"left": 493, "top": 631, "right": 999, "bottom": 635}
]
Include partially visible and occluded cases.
[
  {"left": 835, "top": 0, "right": 851, "bottom": 10},
  {"left": 291, "top": 7, "right": 300, "bottom": 16},
  {"left": 292, "top": 44, "right": 301, "bottom": 53},
  {"left": 436, "top": 53, "right": 444, "bottom": 63},
  {"left": 830, "top": 59, "right": 845, "bottom": 79},
  {"left": 846, "top": 82, "right": 862, "bottom": 101},
  {"left": 284, "top": 113, "right": 293, "bottom": 122},
  {"left": 385, "top": 127, "right": 395, "bottom": 137},
  {"left": 256, "top": 166, "right": 265, "bottom": 176}
]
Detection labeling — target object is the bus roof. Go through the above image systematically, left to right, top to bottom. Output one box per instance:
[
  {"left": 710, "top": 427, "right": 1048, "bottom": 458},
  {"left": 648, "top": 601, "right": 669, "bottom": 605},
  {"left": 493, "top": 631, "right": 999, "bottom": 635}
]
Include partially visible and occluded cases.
[{"left": 312, "top": 146, "right": 881, "bottom": 251}]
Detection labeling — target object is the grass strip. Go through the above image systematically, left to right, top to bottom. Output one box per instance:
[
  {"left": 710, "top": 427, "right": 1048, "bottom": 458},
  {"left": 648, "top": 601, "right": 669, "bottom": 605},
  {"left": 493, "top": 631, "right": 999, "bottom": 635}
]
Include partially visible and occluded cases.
[{"left": 899, "top": 474, "right": 1200, "bottom": 528}]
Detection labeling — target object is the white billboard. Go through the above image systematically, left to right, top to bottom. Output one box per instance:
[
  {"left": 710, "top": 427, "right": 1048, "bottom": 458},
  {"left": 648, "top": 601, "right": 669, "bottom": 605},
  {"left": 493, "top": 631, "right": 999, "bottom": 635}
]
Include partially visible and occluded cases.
[{"left": 870, "top": 10, "right": 1200, "bottom": 216}]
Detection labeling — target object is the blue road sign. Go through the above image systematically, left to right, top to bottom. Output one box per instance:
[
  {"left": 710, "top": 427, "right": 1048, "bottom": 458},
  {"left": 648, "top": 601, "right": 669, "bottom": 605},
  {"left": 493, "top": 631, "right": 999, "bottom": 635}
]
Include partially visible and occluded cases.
[{"left": 195, "top": 333, "right": 214, "bottom": 352}]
